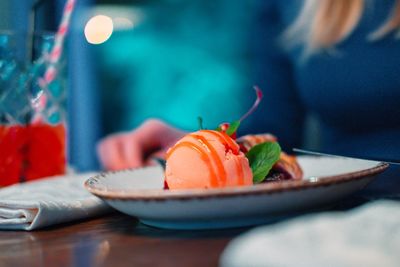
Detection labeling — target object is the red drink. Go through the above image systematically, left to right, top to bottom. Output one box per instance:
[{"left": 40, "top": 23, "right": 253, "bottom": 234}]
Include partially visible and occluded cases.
[
  {"left": 0, "top": 124, "right": 66, "bottom": 187},
  {"left": 0, "top": 125, "right": 28, "bottom": 186}
]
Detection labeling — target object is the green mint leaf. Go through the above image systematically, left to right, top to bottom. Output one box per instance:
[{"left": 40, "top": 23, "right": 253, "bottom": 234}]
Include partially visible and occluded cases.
[
  {"left": 197, "top": 116, "right": 204, "bottom": 130},
  {"left": 225, "top": 120, "right": 240, "bottom": 136},
  {"left": 215, "top": 125, "right": 222, "bottom": 132},
  {"left": 246, "top": 142, "right": 281, "bottom": 183}
]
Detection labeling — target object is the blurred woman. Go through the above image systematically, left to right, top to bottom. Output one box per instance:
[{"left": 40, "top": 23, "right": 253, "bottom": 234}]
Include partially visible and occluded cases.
[{"left": 97, "top": 0, "right": 400, "bottom": 196}]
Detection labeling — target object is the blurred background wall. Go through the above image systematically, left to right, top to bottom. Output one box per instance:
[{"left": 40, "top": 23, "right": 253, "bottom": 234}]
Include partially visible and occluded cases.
[{"left": 94, "top": 0, "right": 255, "bottom": 132}]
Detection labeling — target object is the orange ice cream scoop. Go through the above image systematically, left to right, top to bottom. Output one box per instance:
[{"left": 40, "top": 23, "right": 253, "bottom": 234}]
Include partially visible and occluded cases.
[{"left": 165, "top": 130, "right": 253, "bottom": 189}]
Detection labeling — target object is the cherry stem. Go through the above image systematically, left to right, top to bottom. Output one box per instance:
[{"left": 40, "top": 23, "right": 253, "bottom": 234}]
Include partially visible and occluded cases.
[{"left": 239, "top": 86, "right": 263, "bottom": 122}]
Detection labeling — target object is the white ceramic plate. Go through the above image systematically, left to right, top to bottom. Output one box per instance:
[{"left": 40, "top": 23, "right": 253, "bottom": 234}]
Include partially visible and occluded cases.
[{"left": 85, "top": 156, "right": 388, "bottom": 230}]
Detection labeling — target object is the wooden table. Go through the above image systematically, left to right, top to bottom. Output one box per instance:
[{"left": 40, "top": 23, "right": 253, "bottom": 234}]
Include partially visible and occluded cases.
[
  {"left": 0, "top": 193, "right": 374, "bottom": 267},
  {"left": 0, "top": 212, "right": 249, "bottom": 267}
]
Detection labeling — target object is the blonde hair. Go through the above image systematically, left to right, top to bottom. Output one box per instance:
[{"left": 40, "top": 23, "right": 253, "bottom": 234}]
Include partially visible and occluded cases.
[{"left": 284, "top": 0, "right": 400, "bottom": 55}]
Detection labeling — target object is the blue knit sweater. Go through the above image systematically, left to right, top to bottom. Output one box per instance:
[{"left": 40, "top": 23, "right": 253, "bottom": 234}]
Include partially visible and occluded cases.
[{"left": 247, "top": 0, "right": 400, "bottom": 195}]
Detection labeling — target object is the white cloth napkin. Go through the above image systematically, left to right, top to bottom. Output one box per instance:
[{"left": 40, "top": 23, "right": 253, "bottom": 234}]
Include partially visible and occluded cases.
[
  {"left": 0, "top": 173, "right": 110, "bottom": 230},
  {"left": 221, "top": 200, "right": 400, "bottom": 267}
]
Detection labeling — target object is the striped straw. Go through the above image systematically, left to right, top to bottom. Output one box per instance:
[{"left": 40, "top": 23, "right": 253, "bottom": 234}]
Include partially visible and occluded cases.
[
  {"left": 34, "top": 0, "right": 76, "bottom": 122},
  {"left": 43, "top": 0, "right": 76, "bottom": 84}
]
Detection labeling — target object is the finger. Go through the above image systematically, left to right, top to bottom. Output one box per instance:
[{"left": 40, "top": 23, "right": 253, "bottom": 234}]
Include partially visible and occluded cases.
[
  {"left": 134, "top": 119, "right": 185, "bottom": 150},
  {"left": 133, "top": 120, "right": 165, "bottom": 151},
  {"left": 120, "top": 134, "right": 144, "bottom": 168},
  {"left": 97, "top": 137, "right": 126, "bottom": 170},
  {"left": 97, "top": 139, "right": 110, "bottom": 169},
  {"left": 144, "top": 158, "right": 159, "bottom": 167}
]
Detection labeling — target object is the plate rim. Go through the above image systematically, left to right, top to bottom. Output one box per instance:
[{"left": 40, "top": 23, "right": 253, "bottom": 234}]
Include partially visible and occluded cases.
[{"left": 85, "top": 159, "right": 389, "bottom": 201}]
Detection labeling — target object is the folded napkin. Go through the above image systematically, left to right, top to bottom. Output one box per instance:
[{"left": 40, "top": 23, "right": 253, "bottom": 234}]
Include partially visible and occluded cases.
[
  {"left": 0, "top": 173, "right": 110, "bottom": 230},
  {"left": 221, "top": 200, "right": 400, "bottom": 267}
]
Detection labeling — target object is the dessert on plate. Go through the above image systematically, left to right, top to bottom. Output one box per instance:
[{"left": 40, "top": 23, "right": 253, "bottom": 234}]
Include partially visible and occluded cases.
[
  {"left": 165, "top": 87, "right": 303, "bottom": 190},
  {"left": 165, "top": 129, "right": 253, "bottom": 189}
]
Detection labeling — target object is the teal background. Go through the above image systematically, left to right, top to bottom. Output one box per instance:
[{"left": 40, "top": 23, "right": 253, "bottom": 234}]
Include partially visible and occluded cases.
[{"left": 96, "top": 0, "right": 256, "bottom": 133}]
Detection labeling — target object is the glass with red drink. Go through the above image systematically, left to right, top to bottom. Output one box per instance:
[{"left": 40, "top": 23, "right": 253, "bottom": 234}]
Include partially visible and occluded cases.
[{"left": 0, "top": 32, "right": 67, "bottom": 187}]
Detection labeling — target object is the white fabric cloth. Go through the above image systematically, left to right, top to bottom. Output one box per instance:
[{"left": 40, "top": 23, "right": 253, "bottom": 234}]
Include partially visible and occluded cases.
[
  {"left": 0, "top": 173, "right": 110, "bottom": 230},
  {"left": 221, "top": 200, "right": 400, "bottom": 267}
]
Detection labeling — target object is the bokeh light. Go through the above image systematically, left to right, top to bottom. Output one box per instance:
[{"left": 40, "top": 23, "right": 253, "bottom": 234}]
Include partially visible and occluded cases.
[{"left": 84, "top": 15, "right": 113, "bottom": 45}]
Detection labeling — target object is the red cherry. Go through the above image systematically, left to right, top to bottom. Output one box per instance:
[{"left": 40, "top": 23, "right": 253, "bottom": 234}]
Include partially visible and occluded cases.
[
  {"left": 217, "top": 122, "right": 237, "bottom": 139},
  {"left": 219, "top": 123, "right": 229, "bottom": 132}
]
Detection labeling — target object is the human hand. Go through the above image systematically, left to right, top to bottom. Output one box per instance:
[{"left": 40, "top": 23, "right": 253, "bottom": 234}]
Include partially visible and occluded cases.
[{"left": 97, "top": 119, "right": 186, "bottom": 170}]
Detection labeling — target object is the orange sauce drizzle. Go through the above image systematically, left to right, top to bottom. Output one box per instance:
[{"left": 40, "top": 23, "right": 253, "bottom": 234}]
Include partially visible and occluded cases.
[
  {"left": 202, "top": 130, "right": 239, "bottom": 155},
  {"left": 203, "top": 130, "right": 245, "bottom": 185},
  {"left": 191, "top": 134, "right": 227, "bottom": 186},
  {"left": 166, "top": 141, "right": 218, "bottom": 187},
  {"left": 234, "top": 156, "right": 244, "bottom": 185}
]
